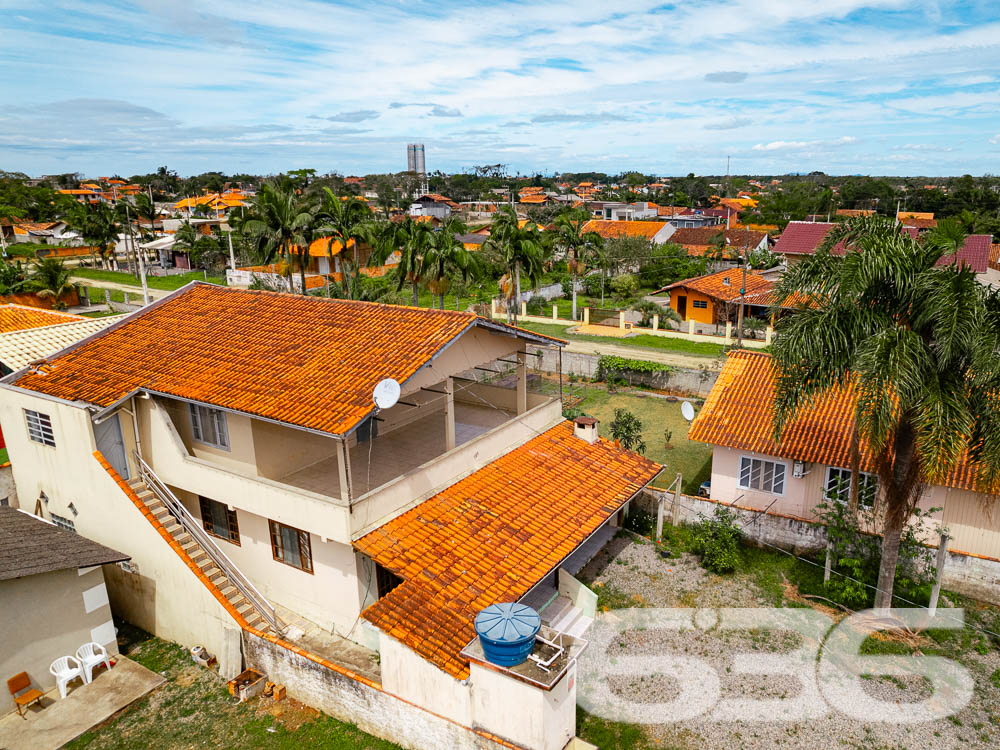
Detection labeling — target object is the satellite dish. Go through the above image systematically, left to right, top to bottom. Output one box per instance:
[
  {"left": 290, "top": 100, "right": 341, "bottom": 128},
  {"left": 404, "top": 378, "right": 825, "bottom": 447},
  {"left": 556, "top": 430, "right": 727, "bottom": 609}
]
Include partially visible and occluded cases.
[
  {"left": 372, "top": 378, "right": 401, "bottom": 410},
  {"left": 681, "top": 401, "right": 696, "bottom": 422}
]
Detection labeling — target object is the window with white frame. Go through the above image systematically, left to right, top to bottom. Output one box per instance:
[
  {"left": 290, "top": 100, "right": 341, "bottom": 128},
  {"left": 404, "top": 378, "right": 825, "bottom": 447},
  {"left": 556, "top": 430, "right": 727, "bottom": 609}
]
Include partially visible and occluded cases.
[
  {"left": 692, "top": 300, "right": 708, "bottom": 309},
  {"left": 189, "top": 404, "right": 229, "bottom": 450},
  {"left": 25, "top": 409, "right": 55, "bottom": 447},
  {"left": 738, "top": 456, "right": 786, "bottom": 494},
  {"left": 825, "top": 467, "right": 877, "bottom": 507}
]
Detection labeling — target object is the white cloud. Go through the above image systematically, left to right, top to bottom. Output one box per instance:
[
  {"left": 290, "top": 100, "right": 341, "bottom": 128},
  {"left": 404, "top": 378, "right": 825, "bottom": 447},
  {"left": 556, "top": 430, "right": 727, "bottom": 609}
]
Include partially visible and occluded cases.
[
  {"left": 990, "top": 134, "right": 1000, "bottom": 145},
  {"left": 752, "top": 140, "right": 810, "bottom": 151}
]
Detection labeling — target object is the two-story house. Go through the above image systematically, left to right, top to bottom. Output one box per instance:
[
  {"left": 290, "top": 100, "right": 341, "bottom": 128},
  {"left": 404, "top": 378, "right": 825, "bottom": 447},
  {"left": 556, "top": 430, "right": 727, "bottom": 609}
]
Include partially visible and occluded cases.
[{"left": 0, "top": 283, "right": 658, "bottom": 750}]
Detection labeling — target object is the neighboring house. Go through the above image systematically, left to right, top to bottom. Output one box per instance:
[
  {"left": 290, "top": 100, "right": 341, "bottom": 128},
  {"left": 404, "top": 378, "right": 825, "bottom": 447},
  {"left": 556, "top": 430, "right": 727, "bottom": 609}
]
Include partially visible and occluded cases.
[
  {"left": 409, "top": 194, "right": 457, "bottom": 219},
  {"left": 598, "top": 202, "right": 659, "bottom": 221},
  {"left": 836, "top": 209, "right": 874, "bottom": 218},
  {"left": 662, "top": 210, "right": 725, "bottom": 228},
  {"left": 897, "top": 211, "right": 938, "bottom": 230},
  {"left": 581, "top": 219, "right": 675, "bottom": 245},
  {"left": 6, "top": 221, "right": 79, "bottom": 246},
  {"left": 773, "top": 221, "right": 992, "bottom": 275},
  {"left": 667, "top": 227, "right": 768, "bottom": 260},
  {"left": 656, "top": 269, "right": 774, "bottom": 325},
  {"left": 0, "top": 283, "right": 658, "bottom": 750},
  {"left": 0, "top": 314, "right": 122, "bottom": 376},
  {"left": 688, "top": 350, "right": 1000, "bottom": 560},
  {"left": 0, "top": 506, "right": 128, "bottom": 715}
]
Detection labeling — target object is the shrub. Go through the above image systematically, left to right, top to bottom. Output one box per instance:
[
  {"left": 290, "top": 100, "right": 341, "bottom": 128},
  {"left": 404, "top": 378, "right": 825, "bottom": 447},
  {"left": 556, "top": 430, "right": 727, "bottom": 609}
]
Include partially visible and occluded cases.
[
  {"left": 583, "top": 273, "right": 604, "bottom": 298},
  {"left": 610, "top": 273, "right": 639, "bottom": 301},
  {"left": 525, "top": 296, "right": 547, "bottom": 315},
  {"left": 632, "top": 300, "right": 662, "bottom": 327},
  {"left": 597, "top": 355, "right": 671, "bottom": 388},
  {"left": 609, "top": 408, "right": 646, "bottom": 454},
  {"left": 623, "top": 506, "right": 655, "bottom": 536},
  {"left": 692, "top": 506, "right": 742, "bottom": 574}
]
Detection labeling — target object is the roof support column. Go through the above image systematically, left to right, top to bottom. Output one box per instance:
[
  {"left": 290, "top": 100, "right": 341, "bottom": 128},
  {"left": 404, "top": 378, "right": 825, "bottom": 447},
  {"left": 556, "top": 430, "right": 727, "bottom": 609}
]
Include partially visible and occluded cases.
[
  {"left": 516, "top": 350, "right": 527, "bottom": 415},
  {"left": 444, "top": 377, "right": 456, "bottom": 452},
  {"left": 338, "top": 439, "right": 353, "bottom": 509}
]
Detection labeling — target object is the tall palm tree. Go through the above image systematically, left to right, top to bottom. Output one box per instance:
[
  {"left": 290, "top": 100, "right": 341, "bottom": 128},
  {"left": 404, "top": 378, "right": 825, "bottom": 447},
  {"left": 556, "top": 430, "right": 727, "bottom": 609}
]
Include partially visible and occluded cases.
[
  {"left": 240, "top": 181, "right": 315, "bottom": 294},
  {"left": 317, "top": 189, "right": 373, "bottom": 298},
  {"left": 67, "top": 202, "right": 119, "bottom": 269},
  {"left": 485, "top": 205, "right": 546, "bottom": 324},
  {"left": 554, "top": 208, "right": 603, "bottom": 321},
  {"left": 771, "top": 216, "right": 1000, "bottom": 610},
  {"left": 393, "top": 217, "right": 433, "bottom": 306},
  {"left": 421, "top": 217, "right": 480, "bottom": 309},
  {"left": 30, "top": 258, "right": 75, "bottom": 309}
]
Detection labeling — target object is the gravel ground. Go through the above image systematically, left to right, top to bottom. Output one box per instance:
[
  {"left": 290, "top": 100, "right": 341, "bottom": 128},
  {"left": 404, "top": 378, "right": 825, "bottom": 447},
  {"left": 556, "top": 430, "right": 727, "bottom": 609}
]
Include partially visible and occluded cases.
[{"left": 577, "top": 533, "right": 1000, "bottom": 749}]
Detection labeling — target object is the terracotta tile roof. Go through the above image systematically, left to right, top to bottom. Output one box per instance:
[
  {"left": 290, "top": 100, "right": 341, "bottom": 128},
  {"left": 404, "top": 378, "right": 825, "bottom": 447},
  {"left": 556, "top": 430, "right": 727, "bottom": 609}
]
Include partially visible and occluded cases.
[
  {"left": 518, "top": 195, "right": 548, "bottom": 204},
  {"left": 836, "top": 209, "right": 874, "bottom": 217},
  {"left": 897, "top": 211, "right": 934, "bottom": 221},
  {"left": 901, "top": 217, "right": 938, "bottom": 229},
  {"left": 581, "top": 220, "right": 669, "bottom": 240},
  {"left": 668, "top": 227, "right": 767, "bottom": 250},
  {"left": 949, "top": 234, "right": 992, "bottom": 273},
  {"left": 990, "top": 243, "right": 1000, "bottom": 271},
  {"left": 658, "top": 269, "right": 773, "bottom": 301},
  {"left": 12, "top": 284, "right": 559, "bottom": 436},
  {"left": 0, "top": 305, "right": 84, "bottom": 334},
  {"left": 689, "top": 350, "right": 992, "bottom": 493},
  {"left": 355, "top": 421, "right": 659, "bottom": 678}
]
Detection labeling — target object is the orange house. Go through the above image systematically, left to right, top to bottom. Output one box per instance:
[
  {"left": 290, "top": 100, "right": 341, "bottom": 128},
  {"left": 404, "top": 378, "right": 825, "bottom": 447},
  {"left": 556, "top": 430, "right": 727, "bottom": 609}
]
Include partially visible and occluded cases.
[{"left": 657, "top": 269, "right": 772, "bottom": 325}]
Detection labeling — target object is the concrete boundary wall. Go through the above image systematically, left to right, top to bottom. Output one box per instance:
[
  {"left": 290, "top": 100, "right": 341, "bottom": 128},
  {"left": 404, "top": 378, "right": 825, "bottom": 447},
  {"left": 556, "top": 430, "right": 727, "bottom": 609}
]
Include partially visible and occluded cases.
[
  {"left": 531, "top": 347, "right": 719, "bottom": 396},
  {"left": 640, "top": 488, "right": 1000, "bottom": 605},
  {"left": 243, "top": 632, "right": 521, "bottom": 750}
]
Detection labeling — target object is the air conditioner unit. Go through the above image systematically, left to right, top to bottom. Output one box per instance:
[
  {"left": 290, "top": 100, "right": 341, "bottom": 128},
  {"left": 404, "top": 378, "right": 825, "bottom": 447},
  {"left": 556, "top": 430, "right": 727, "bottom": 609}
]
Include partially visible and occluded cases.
[{"left": 792, "top": 460, "right": 806, "bottom": 478}]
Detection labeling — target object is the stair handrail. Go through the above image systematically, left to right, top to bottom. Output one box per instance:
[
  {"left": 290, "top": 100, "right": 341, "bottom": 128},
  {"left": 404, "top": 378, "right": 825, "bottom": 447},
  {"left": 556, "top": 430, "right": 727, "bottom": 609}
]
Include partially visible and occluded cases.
[{"left": 133, "top": 452, "right": 279, "bottom": 632}]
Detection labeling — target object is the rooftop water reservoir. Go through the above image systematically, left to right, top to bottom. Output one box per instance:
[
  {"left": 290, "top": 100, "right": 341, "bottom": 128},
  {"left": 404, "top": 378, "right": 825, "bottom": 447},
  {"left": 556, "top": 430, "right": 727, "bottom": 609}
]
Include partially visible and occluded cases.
[{"left": 474, "top": 602, "right": 541, "bottom": 667}]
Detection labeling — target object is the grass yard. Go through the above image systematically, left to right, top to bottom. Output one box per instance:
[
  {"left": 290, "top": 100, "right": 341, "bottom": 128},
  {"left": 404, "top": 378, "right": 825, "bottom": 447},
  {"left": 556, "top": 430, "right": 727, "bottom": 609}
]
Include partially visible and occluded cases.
[
  {"left": 72, "top": 268, "right": 226, "bottom": 290},
  {"left": 81, "top": 286, "right": 125, "bottom": 304},
  {"left": 519, "top": 321, "right": 725, "bottom": 358},
  {"left": 571, "top": 386, "right": 712, "bottom": 494},
  {"left": 0, "top": 447, "right": 8, "bottom": 464},
  {"left": 65, "top": 624, "right": 401, "bottom": 750}
]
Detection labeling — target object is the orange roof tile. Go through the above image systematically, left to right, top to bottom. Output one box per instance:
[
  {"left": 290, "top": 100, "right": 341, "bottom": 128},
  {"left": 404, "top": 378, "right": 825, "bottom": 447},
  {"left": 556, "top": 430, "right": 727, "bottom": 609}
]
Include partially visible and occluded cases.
[
  {"left": 518, "top": 195, "right": 548, "bottom": 204},
  {"left": 581, "top": 220, "right": 669, "bottom": 240},
  {"left": 658, "top": 269, "right": 773, "bottom": 301},
  {"left": 12, "top": 284, "right": 560, "bottom": 436},
  {"left": 0, "top": 305, "right": 84, "bottom": 334},
  {"left": 689, "top": 350, "right": 991, "bottom": 493},
  {"left": 356, "top": 421, "right": 659, "bottom": 678}
]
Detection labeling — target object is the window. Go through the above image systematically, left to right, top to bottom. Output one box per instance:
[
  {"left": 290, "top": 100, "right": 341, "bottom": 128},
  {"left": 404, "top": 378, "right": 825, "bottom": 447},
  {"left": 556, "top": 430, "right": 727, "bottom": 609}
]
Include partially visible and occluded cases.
[
  {"left": 692, "top": 300, "right": 708, "bottom": 309},
  {"left": 189, "top": 404, "right": 229, "bottom": 450},
  {"left": 25, "top": 409, "right": 55, "bottom": 447},
  {"left": 739, "top": 456, "right": 786, "bottom": 494},
  {"left": 825, "top": 467, "right": 877, "bottom": 507},
  {"left": 199, "top": 496, "right": 240, "bottom": 544},
  {"left": 49, "top": 513, "right": 76, "bottom": 532},
  {"left": 269, "top": 520, "right": 313, "bottom": 573},
  {"left": 375, "top": 562, "right": 403, "bottom": 599}
]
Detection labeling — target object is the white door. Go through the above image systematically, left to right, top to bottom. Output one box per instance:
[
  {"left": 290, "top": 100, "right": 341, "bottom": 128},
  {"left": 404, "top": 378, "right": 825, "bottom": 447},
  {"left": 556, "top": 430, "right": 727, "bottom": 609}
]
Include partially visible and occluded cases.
[{"left": 94, "top": 414, "right": 130, "bottom": 480}]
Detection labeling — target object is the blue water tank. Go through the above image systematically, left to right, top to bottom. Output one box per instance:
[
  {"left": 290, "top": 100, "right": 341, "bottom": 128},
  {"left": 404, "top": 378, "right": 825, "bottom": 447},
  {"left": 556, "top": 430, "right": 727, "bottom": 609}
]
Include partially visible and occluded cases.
[{"left": 474, "top": 602, "right": 541, "bottom": 667}]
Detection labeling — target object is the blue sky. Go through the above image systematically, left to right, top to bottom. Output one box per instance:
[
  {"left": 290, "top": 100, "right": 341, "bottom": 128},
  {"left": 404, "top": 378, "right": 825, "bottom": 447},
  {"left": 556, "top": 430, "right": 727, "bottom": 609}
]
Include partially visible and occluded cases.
[{"left": 1, "top": 0, "right": 999, "bottom": 177}]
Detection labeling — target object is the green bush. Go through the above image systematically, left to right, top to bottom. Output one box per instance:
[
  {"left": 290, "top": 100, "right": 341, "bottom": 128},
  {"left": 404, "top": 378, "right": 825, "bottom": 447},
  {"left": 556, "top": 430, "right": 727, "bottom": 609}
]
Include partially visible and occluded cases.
[
  {"left": 583, "top": 273, "right": 604, "bottom": 297},
  {"left": 610, "top": 273, "right": 639, "bottom": 301},
  {"left": 609, "top": 408, "right": 646, "bottom": 454},
  {"left": 624, "top": 506, "right": 655, "bottom": 536},
  {"left": 692, "top": 506, "right": 742, "bottom": 574}
]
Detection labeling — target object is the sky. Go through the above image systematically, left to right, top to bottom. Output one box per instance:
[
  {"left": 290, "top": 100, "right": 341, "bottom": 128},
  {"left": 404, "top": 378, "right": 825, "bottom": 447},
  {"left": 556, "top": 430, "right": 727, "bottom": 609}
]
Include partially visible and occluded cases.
[{"left": 1, "top": 0, "right": 999, "bottom": 178}]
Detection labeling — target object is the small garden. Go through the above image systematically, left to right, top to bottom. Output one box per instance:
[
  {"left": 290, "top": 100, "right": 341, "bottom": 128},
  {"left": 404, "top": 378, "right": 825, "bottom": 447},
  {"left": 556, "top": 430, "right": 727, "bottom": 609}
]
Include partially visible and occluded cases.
[
  {"left": 520, "top": 320, "right": 726, "bottom": 358},
  {"left": 65, "top": 623, "right": 401, "bottom": 750}
]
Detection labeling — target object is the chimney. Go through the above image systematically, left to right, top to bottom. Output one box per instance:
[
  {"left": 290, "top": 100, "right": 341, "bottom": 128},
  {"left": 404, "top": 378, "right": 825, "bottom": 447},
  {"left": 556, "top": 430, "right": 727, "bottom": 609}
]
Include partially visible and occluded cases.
[{"left": 573, "top": 416, "right": 599, "bottom": 444}]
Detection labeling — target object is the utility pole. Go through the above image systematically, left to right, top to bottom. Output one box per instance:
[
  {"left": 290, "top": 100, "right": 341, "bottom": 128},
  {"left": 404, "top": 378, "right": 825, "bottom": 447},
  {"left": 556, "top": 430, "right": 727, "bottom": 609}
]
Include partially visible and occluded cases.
[
  {"left": 124, "top": 202, "right": 150, "bottom": 305},
  {"left": 736, "top": 249, "right": 747, "bottom": 349}
]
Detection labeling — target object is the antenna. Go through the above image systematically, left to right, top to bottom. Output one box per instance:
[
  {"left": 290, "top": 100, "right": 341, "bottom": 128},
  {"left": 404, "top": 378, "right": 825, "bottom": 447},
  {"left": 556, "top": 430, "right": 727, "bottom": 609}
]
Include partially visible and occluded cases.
[
  {"left": 372, "top": 378, "right": 401, "bottom": 410},
  {"left": 681, "top": 401, "right": 696, "bottom": 422}
]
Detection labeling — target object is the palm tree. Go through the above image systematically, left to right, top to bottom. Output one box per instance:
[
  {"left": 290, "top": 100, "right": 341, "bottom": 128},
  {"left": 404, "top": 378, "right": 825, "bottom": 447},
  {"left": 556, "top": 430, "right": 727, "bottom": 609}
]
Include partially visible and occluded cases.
[
  {"left": 240, "top": 181, "right": 315, "bottom": 294},
  {"left": 317, "top": 189, "right": 373, "bottom": 298},
  {"left": 67, "top": 202, "right": 119, "bottom": 269},
  {"left": 485, "top": 206, "right": 546, "bottom": 324},
  {"left": 554, "top": 208, "right": 603, "bottom": 321},
  {"left": 770, "top": 215, "right": 1000, "bottom": 610},
  {"left": 393, "top": 217, "right": 433, "bottom": 306},
  {"left": 421, "top": 217, "right": 480, "bottom": 309},
  {"left": 30, "top": 258, "right": 75, "bottom": 309}
]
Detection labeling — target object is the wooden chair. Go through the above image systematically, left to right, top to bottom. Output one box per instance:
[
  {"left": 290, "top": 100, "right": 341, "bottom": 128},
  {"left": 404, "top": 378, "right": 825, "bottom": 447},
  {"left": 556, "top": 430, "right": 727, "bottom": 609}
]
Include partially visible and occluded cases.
[{"left": 7, "top": 672, "right": 43, "bottom": 718}]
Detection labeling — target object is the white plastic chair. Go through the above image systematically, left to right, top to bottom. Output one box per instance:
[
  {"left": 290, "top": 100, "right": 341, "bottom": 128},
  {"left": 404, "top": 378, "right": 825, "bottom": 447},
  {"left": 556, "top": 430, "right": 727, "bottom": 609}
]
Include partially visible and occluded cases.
[
  {"left": 76, "top": 642, "right": 112, "bottom": 683},
  {"left": 49, "top": 656, "right": 84, "bottom": 698}
]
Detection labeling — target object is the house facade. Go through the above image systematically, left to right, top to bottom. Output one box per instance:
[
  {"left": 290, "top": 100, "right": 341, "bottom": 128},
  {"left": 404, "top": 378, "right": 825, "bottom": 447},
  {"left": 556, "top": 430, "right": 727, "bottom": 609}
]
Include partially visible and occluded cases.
[
  {"left": 0, "top": 283, "right": 658, "bottom": 749},
  {"left": 689, "top": 350, "right": 1000, "bottom": 561}
]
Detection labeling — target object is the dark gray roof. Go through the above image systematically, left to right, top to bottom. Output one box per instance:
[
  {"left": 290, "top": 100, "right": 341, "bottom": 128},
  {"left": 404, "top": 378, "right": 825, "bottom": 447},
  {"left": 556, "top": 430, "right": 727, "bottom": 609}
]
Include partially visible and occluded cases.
[{"left": 0, "top": 507, "right": 129, "bottom": 580}]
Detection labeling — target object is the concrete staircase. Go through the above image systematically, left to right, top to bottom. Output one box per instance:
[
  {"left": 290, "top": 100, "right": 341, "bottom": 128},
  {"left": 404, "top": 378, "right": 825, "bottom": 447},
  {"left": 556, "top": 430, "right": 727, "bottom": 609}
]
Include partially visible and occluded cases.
[
  {"left": 127, "top": 474, "right": 279, "bottom": 636},
  {"left": 540, "top": 595, "right": 594, "bottom": 638}
]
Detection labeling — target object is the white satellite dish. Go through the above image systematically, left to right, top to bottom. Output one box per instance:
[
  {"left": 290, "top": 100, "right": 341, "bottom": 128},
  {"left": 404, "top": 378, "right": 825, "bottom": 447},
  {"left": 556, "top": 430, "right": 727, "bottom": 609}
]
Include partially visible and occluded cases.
[
  {"left": 372, "top": 378, "right": 401, "bottom": 410},
  {"left": 681, "top": 401, "right": 696, "bottom": 422}
]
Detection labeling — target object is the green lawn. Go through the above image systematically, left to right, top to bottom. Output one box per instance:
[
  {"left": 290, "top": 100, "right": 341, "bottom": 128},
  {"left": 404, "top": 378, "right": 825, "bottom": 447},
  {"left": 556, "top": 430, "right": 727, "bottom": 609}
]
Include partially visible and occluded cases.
[
  {"left": 72, "top": 268, "right": 226, "bottom": 290},
  {"left": 81, "top": 286, "right": 125, "bottom": 304},
  {"left": 518, "top": 321, "right": 725, "bottom": 358},
  {"left": 572, "top": 387, "right": 712, "bottom": 494},
  {"left": 0, "top": 447, "right": 8, "bottom": 465},
  {"left": 65, "top": 624, "right": 401, "bottom": 750}
]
